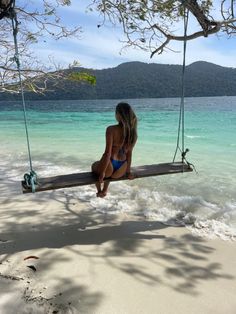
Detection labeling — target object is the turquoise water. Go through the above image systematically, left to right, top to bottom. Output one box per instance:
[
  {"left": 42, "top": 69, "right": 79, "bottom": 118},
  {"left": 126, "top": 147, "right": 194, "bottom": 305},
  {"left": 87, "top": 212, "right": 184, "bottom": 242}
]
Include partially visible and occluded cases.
[{"left": 1, "top": 97, "right": 236, "bottom": 240}]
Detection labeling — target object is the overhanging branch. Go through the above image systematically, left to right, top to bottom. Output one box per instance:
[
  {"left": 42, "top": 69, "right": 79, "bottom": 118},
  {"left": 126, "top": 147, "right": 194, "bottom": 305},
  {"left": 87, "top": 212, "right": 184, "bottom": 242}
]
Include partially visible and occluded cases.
[{"left": 150, "top": 16, "right": 236, "bottom": 57}]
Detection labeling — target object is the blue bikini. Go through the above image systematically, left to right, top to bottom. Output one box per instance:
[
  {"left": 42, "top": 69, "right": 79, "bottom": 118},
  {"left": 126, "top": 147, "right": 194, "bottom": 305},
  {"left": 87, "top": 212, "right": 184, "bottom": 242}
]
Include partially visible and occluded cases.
[
  {"left": 111, "top": 147, "right": 126, "bottom": 171},
  {"left": 111, "top": 158, "right": 126, "bottom": 171}
]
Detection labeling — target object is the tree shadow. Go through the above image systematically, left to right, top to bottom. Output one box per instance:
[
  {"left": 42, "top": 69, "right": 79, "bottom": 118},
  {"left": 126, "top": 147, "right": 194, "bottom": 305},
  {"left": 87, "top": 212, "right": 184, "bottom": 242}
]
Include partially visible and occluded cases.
[
  {"left": 0, "top": 168, "right": 235, "bottom": 311},
  {"left": 0, "top": 209, "right": 234, "bottom": 300},
  {"left": 0, "top": 220, "right": 166, "bottom": 255}
]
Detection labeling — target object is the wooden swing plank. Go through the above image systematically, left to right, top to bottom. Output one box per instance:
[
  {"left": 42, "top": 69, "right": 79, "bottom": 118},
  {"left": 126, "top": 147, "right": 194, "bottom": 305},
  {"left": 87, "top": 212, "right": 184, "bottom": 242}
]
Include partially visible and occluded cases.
[{"left": 22, "top": 162, "right": 193, "bottom": 194}]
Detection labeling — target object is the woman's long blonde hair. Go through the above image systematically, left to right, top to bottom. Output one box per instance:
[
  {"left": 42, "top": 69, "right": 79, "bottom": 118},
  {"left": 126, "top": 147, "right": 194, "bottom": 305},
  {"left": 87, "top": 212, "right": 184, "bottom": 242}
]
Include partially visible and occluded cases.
[{"left": 116, "top": 102, "right": 137, "bottom": 147}]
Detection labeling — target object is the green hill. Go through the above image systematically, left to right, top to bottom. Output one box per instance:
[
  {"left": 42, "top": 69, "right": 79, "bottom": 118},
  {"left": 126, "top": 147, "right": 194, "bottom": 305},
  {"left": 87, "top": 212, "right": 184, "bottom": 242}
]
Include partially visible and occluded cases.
[{"left": 1, "top": 61, "right": 236, "bottom": 100}]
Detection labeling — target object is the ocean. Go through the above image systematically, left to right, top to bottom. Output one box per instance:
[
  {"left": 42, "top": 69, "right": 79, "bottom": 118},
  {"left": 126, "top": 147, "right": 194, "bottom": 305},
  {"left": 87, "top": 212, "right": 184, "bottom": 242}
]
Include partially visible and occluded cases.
[{"left": 0, "top": 96, "right": 236, "bottom": 240}]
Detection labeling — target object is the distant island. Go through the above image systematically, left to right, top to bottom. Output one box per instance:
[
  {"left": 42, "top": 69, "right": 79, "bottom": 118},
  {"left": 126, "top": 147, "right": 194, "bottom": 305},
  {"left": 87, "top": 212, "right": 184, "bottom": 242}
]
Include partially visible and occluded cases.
[{"left": 1, "top": 61, "right": 236, "bottom": 101}]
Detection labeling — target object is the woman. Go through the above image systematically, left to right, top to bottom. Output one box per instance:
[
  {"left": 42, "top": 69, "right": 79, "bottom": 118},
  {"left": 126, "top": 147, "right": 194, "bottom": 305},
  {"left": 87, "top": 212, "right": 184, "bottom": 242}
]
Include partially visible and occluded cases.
[{"left": 91, "top": 102, "right": 138, "bottom": 198}]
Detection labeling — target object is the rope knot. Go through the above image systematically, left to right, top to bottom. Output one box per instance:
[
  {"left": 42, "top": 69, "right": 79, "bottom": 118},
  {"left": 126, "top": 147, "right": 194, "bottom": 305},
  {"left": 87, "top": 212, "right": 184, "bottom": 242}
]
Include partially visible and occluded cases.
[
  {"left": 181, "top": 148, "right": 189, "bottom": 161},
  {"left": 23, "top": 171, "right": 38, "bottom": 193}
]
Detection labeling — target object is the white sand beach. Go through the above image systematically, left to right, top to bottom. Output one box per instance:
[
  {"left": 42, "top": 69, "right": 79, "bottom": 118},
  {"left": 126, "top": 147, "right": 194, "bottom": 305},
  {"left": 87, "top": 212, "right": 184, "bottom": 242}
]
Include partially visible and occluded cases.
[{"left": 0, "top": 177, "right": 236, "bottom": 314}]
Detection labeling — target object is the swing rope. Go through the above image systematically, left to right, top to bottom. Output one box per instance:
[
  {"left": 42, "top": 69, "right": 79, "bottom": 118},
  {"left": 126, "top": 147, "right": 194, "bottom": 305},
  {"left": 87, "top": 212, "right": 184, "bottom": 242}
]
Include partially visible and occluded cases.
[
  {"left": 9, "top": 0, "right": 37, "bottom": 192},
  {"left": 173, "top": 5, "right": 190, "bottom": 165}
]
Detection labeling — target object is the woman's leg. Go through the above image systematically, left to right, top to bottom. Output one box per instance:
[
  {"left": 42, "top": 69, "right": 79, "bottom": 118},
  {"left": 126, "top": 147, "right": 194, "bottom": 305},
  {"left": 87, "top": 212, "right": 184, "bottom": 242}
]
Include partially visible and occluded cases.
[
  {"left": 91, "top": 160, "right": 113, "bottom": 197},
  {"left": 92, "top": 160, "right": 113, "bottom": 177},
  {"left": 91, "top": 161, "right": 102, "bottom": 195},
  {"left": 94, "top": 161, "right": 127, "bottom": 197},
  {"left": 99, "top": 161, "right": 127, "bottom": 197},
  {"left": 98, "top": 162, "right": 113, "bottom": 197},
  {"left": 99, "top": 180, "right": 110, "bottom": 197},
  {"left": 95, "top": 181, "right": 102, "bottom": 195}
]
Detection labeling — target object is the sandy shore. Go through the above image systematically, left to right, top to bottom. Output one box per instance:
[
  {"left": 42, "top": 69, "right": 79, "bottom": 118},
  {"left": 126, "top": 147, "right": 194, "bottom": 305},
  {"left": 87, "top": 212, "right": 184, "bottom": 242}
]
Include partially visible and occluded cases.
[{"left": 0, "top": 178, "right": 236, "bottom": 314}]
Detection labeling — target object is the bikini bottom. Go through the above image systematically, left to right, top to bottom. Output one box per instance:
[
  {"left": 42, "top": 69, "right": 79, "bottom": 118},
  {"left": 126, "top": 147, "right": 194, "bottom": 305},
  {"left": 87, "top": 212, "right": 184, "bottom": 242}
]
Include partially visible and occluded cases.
[{"left": 111, "top": 158, "right": 126, "bottom": 171}]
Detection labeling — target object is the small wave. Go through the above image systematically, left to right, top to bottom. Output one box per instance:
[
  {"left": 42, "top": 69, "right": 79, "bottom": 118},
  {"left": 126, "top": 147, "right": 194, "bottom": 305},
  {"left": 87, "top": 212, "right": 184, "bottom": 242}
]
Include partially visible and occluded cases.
[
  {"left": 186, "top": 135, "right": 203, "bottom": 139},
  {"left": 72, "top": 182, "right": 236, "bottom": 241},
  {"left": 189, "top": 219, "right": 236, "bottom": 241}
]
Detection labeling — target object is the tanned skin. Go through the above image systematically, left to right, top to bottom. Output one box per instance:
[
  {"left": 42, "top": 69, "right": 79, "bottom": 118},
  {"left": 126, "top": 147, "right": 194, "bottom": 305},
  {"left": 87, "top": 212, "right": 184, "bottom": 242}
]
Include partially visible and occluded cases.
[{"left": 92, "top": 112, "right": 135, "bottom": 198}]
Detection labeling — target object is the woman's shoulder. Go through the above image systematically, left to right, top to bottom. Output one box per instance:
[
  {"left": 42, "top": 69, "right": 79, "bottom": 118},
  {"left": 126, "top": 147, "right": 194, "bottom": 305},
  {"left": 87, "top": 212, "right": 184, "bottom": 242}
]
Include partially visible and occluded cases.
[{"left": 106, "top": 124, "right": 119, "bottom": 132}]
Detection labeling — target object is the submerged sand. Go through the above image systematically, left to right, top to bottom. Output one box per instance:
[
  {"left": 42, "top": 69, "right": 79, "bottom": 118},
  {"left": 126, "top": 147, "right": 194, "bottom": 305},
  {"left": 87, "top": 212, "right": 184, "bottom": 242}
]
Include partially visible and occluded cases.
[{"left": 0, "top": 179, "right": 236, "bottom": 314}]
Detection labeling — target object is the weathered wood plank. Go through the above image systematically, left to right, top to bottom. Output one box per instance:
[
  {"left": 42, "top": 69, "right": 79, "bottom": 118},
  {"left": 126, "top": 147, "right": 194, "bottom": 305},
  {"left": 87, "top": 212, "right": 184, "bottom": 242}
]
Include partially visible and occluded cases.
[{"left": 22, "top": 162, "right": 193, "bottom": 194}]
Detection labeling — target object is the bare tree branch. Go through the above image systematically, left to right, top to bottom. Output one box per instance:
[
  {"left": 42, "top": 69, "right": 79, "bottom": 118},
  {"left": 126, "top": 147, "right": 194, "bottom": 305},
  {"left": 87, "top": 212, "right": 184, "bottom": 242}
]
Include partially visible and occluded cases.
[
  {"left": 0, "top": 0, "right": 82, "bottom": 94},
  {"left": 91, "top": 0, "right": 236, "bottom": 58}
]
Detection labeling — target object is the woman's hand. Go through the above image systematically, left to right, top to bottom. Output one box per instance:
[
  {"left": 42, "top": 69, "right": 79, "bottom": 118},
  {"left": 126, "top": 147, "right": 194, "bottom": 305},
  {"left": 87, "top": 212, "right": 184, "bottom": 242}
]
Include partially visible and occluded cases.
[{"left": 127, "top": 172, "right": 135, "bottom": 180}]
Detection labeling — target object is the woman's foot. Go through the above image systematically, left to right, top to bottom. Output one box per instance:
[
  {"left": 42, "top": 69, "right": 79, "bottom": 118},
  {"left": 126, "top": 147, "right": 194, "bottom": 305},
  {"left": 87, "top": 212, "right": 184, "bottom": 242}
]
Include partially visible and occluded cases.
[
  {"left": 95, "top": 180, "right": 109, "bottom": 198},
  {"left": 99, "top": 181, "right": 109, "bottom": 198},
  {"left": 97, "top": 190, "right": 107, "bottom": 198}
]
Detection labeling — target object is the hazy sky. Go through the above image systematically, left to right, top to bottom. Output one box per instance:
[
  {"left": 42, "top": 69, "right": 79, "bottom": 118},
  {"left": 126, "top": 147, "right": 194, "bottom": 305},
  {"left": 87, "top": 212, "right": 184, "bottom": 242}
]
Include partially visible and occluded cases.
[{"left": 32, "top": 1, "right": 236, "bottom": 70}]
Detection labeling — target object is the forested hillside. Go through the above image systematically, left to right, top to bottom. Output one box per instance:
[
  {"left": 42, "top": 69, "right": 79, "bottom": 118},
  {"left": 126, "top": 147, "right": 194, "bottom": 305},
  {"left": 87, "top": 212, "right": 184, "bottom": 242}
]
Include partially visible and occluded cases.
[{"left": 1, "top": 61, "right": 236, "bottom": 101}]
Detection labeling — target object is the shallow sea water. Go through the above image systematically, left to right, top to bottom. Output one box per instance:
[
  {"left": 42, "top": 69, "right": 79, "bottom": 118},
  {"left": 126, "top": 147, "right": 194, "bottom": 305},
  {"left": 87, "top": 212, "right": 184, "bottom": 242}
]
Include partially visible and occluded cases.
[{"left": 0, "top": 96, "right": 236, "bottom": 240}]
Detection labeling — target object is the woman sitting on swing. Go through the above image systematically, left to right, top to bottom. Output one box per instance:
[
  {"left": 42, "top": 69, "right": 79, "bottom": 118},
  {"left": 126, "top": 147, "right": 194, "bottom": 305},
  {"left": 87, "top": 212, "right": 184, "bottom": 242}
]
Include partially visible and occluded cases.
[{"left": 92, "top": 102, "right": 138, "bottom": 198}]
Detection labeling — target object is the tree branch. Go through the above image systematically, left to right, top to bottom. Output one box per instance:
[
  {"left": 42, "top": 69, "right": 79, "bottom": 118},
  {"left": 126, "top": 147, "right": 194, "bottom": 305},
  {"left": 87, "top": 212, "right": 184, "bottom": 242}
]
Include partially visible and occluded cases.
[
  {"left": 92, "top": 0, "right": 236, "bottom": 59},
  {"left": 150, "top": 20, "right": 223, "bottom": 57}
]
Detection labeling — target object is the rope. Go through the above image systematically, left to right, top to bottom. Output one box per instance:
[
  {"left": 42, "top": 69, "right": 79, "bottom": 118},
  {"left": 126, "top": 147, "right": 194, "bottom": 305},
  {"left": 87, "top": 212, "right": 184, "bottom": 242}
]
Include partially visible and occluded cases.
[
  {"left": 9, "top": 0, "right": 37, "bottom": 192},
  {"left": 173, "top": 7, "right": 189, "bottom": 164}
]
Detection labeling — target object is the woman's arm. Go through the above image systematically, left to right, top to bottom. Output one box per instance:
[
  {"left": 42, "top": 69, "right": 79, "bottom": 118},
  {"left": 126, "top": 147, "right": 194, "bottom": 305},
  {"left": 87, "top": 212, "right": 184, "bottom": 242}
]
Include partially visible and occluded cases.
[
  {"left": 98, "top": 126, "right": 113, "bottom": 181},
  {"left": 126, "top": 139, "right": 137, "bottom": 179},
  {"left": 126, "top": 147, "right": 136, "bottom": 180},
  {"left": 126, "top": 148, "right": 133, "bottom": 175}
]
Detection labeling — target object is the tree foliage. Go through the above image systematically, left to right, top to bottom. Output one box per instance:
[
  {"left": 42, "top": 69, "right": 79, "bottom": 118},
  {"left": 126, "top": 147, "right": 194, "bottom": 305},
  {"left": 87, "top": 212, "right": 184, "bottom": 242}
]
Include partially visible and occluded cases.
[
  {"left": 0, "top": 0, "right": 82, "bottom": 94},
  {"left": 90, "top": 0, "right": 236, "bottom": 57}
]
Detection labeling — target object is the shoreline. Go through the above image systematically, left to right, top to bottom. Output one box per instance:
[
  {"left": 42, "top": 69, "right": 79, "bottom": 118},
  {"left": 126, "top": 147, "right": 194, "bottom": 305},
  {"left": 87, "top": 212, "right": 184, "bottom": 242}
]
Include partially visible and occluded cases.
[{"left": 1, "top": 182, "right": 236, "bottom": 314}]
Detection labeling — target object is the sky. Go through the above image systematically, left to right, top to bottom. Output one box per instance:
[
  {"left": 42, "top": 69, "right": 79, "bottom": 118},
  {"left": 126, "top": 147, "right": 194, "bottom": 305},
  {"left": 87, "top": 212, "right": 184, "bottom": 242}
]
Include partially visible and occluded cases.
[{"left": 31, "top": 1, "right": 236, "bottom": 70}]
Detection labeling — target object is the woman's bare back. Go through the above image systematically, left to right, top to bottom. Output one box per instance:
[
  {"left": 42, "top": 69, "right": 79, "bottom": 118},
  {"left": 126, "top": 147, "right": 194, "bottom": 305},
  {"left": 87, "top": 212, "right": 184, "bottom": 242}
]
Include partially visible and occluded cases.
[{"left": 109, "top": 124, "right": 127, "bottom": 161}]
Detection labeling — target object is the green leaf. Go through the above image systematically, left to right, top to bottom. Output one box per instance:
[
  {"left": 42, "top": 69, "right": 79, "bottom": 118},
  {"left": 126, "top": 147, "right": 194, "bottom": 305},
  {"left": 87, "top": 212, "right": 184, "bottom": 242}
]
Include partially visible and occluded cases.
[
  {"left": 26, "top": 33, "right": 38, "bottom": 43},
  {"left": 68, "top": 72, "right": 96, "bottom": 85}
]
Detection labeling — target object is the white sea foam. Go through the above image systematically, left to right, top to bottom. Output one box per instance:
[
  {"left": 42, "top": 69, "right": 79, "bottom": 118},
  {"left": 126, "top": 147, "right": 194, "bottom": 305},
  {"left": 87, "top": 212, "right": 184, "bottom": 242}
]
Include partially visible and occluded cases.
[
  {"left": 186, "top": 135, "right": 203, "bottom": 139},
  {"left": 72, "top": 181, "right": 236, "bottom": 241},
  {"left": 189, "top": 220, "right": 236, "bottom": 241}
]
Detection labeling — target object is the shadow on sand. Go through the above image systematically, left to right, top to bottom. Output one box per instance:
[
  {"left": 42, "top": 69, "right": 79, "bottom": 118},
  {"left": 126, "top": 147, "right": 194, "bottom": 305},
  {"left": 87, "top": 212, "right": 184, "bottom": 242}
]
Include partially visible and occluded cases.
[{"left": 0, "top": 172, "right": 235, "bottom": 312}]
